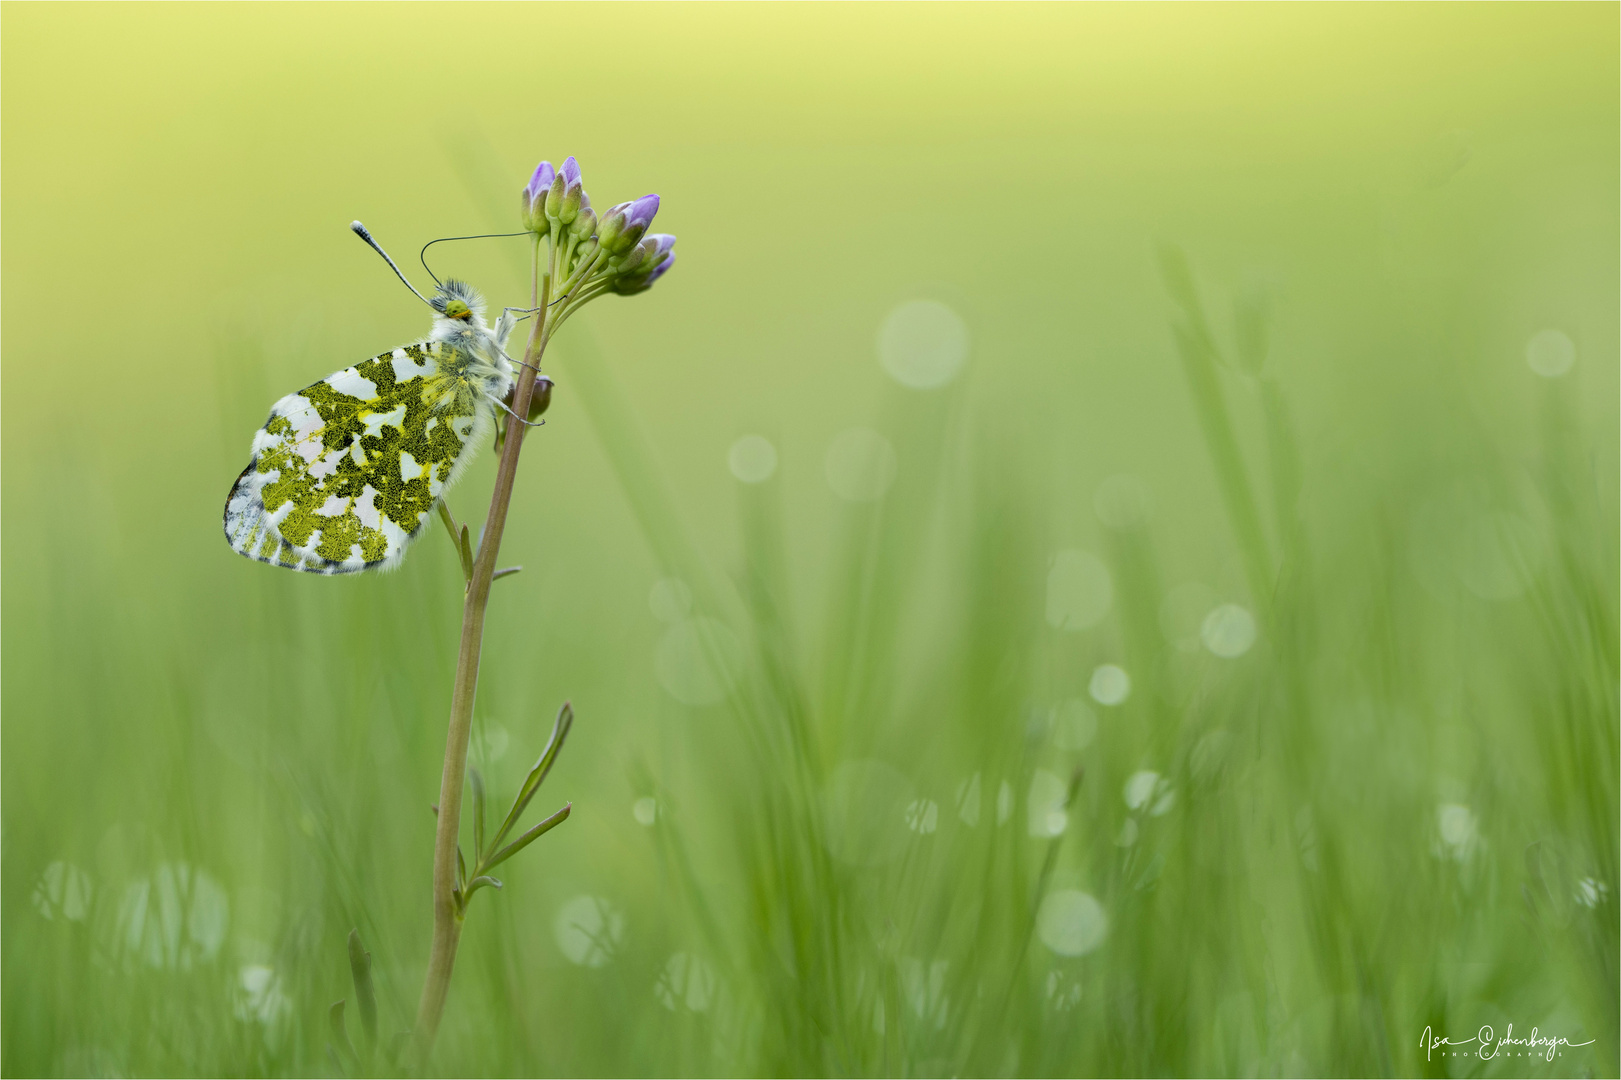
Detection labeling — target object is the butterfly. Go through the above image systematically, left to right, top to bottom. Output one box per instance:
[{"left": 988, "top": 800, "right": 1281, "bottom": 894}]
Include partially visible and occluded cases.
[{"left": 224, "top": 265, "right": 521, "bottom": 574}]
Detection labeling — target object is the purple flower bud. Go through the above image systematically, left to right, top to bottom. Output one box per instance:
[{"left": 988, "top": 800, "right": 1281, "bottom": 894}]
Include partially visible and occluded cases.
[
  {"left": 557, "top": 157, "right": 588, "bottom": 224},
  {"left": 523, "top": 161, "right": 555, "bottom": 231},
  {"left": 525, "top": 161, "right": 555, "bottom": 203},
  {"left": 619, "top": 193, "right": 660, "bottom": 247},
  {"left": 600, "top": 195, "right": 660, "bottom": 254},
  {"left": 597, "top": 200, "right": 633, "bottom": 252},
  {"left": 643, "top": 233, "right": 676, "bottom": 261},
  {"left": 613, "top": 234, "right": 676, "bottom": 294},
  {"left": 643, "top": 248, "right": 676, "bottom": 286}
]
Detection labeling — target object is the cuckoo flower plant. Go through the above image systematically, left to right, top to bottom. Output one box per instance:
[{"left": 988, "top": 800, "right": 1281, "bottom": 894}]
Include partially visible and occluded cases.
[{"left": 414, "top": 154, "right": 675, "bottom": 1059}]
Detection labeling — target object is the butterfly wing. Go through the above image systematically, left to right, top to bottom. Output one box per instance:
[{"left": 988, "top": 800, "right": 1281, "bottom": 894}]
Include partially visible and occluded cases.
[{"left": 224, "top": 342, "right": 491, "bottom": 573}]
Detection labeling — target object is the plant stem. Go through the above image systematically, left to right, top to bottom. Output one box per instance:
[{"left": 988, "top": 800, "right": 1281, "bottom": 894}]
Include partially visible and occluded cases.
[{"left": 415, "top": 233, "right": 554, "bottom": 1056}]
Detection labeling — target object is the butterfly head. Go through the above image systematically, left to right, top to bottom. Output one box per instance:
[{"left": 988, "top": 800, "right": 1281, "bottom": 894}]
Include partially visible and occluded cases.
[
  {"left": 429, "top": 279, "right": 494, "bottom": 345},
  {"left": 431, "top": 279, "right": 485, "bottom": 322}
]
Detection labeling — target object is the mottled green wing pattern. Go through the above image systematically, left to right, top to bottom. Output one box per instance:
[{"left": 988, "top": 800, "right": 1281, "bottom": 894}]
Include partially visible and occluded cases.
[{"left": 223, "top": 342, "right": 489, "bottom": 574}]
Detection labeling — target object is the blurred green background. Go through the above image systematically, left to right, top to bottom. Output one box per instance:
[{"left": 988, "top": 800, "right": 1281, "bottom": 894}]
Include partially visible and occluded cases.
[{"left": 3, "top": 3, "right": 1616, "bottom": 1076}]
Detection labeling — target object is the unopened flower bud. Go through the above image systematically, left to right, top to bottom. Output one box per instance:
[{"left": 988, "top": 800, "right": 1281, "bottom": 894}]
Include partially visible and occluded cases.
[
  {"left": 556, "top": 157, "right": 584, "bottom": 222},
  {"left": 523, "top": 161, "right": 555, "bottom": 233},
  {"left": 545, "top": 173, "right": 565, "bottom": 219},
  {"left": 618, "top": 193, "right": 660, "bottom": 249},
  {"left": 598, "top": 201, "right": 631, "bottom": 252},
  {"left": 571, "top": 206, "right": 597, "bottom": 239},
  {"left": 612, "top": 234, "right": 676, "bottom": 295},
  {"left": 571, "top": 237, "right": 599, "bottom": 272},
  {"left": 616, "top": 243, "right": 648, "bottom": 275},
  {"left": 643, "top": 250, "right": 675, "bottom": 287},
  {"left": 504, "top": 376, "right": 554, "bottom": 422},
  {"left": 527, "top": 376, "right": 554, "bottom": 421}
]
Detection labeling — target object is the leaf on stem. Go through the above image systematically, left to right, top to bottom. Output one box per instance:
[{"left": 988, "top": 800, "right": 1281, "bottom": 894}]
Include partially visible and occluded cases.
[
  {"left": 436, "top": 502, "right": 473, "bottom": 584},
  {"left": 458, "top": 525, "right": 475, "bottom": 584},
  {"left": 492, "top": 566, "right": 523, "bottom": 583},
  {"left": 490, "top": 702, "right": 573, "bottom": 852},
  {"left": 471, "top": 768, "right": 487, "bottom": 861},
  {"left": 483, "top": 802, "right": 572, "bottom": 873},
  {"left": 347, "top": 929, "right": 377, "bottom": 1049}
]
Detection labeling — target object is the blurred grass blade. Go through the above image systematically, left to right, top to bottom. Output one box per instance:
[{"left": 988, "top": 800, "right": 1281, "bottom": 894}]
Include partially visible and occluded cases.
[
  {"left": 1159, "top": 244, "right": 1275, "bottom": 610},
  {"left": 346, "top": 929, "right": 377, "bottom": 1050},
  {"left": 327, "top": 1000, "right": 358, "bottom": 1073}
]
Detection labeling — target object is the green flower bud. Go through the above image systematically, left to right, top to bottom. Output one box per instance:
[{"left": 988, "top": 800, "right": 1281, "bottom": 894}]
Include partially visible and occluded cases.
[{"left": 571, "top": 205, "right": 597, "bottom": 239}]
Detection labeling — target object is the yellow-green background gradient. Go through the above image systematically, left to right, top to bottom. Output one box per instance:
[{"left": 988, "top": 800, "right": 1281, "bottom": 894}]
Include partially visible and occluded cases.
[{"left": 3, "top": 4, "right": 1616, "bottom": 1076}]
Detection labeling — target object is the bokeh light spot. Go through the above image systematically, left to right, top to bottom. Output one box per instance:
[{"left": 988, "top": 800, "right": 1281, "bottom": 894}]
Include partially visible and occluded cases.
[
  {"left": 878, "top": 299, "right": 969, "bottom": 389},
  {"left": 1525, "top": 329, "right": 1575, "bottom": 377},
  {"left": 728, "top": 434, "right": 778, "bottom": 483},
  {"left": 1201, "top": 603, "right": 1257, "bottom": 658},
  {"left": 1089, "top": 664, "right": 1130, "bottom": 705},
  {"left": 1028, "top": 769, "right": 1070, "bottom": 837},
  {"left": 1124, "top": 770, "right": 1161, "bottom": 810},
  {"left": 633, "top": 797, "right": 658, "bottom": 826},
  {"left": 905, "top": 798, "right": 939, "bottom": 834},
  {"left": 1436, "top": 803, "right": 1478, "bottom": 860},
  {"left": 32, "top": 861, "right": 92, "bottom": 922},
  {"left": 111, "top": 862, "right": 228, "bottom": 970},
  {"left": 1037, "top": 890, "right": 1108, "bottom": 956},
  {"left": 554, "top": 895, "right": 625, "bottom": 967},
  {"left": 655, "top": 952, "right": 717, "bottom": 1012}
]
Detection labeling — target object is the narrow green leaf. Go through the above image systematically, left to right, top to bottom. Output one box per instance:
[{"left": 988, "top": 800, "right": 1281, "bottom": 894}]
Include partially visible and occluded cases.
[
  {"left": 436, "top": 500, "right": 460, "bottom": 552},
  {"left": 458, "top": 524, "right": 475, "bottom": 584},
  {"left": 492, "top": 565, "right": 523, "bottom": 583},
  {"left": 490, "top": 702, "right": 573, "bottom": 851},
  {"left": 471, "top": 768, "right": 487, "bottom": 861},
  {"left": 484, "top": 802, "right": 571, "bottom": 872},
  {"left": 456, "top": 844, "right": 467, "bottom": 893},
  {"left": 464, "top": 875, "right": 504, "bottom": 902},
  {"left": 346, "top": 929, "right": 377, "bottom": 1049},
  {"left": 328, "top": 1000, "right": 357, "bottom": 1072}
]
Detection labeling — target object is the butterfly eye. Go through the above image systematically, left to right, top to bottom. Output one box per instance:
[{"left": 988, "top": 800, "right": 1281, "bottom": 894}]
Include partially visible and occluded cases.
[{"left": 444, "top": 300, "right": 472, "bottom": 320}]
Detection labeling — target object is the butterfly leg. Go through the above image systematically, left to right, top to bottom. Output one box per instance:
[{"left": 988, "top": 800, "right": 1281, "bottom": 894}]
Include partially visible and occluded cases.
[{"left": 484, "top": 388, "right": 547, "bottom": 428}]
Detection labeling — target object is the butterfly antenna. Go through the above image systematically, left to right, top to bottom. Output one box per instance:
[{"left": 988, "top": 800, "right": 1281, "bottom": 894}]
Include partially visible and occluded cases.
[
  {"left": 350, "top": 221, "right": 433, "bottom": 308},
  {"left": 420, "top": 231, "right": 529, "bottom": 287}
]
